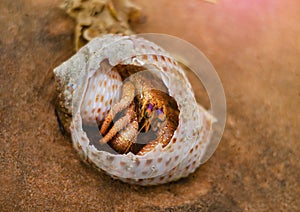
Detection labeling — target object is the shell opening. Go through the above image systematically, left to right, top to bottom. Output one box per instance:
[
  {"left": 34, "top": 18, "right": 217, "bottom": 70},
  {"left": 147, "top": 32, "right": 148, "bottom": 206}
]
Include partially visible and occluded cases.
[{"left": 81, "top": 63, "right": 180, "bottom": 156}]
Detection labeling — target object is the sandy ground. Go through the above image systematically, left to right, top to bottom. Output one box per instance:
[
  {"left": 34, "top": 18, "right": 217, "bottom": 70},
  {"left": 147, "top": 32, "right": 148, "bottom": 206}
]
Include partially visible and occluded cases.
[{"left": 1, "top": 0, "right": 299, "bottom": 211}]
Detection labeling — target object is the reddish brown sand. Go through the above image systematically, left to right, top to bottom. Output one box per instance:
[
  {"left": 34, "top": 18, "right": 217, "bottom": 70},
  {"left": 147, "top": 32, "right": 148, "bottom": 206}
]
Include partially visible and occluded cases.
[{"left": 1, "top": 0, "right": 299, "bottom": 211}]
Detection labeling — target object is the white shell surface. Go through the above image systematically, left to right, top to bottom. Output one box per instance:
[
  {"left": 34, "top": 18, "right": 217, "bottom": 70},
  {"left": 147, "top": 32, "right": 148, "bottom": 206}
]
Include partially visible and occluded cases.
[
  {"left": 54, "top": 34, "right": 214, "bottom": 185},
  {"left": 80, "top": 62, "right": 122, "bottom": 125}
]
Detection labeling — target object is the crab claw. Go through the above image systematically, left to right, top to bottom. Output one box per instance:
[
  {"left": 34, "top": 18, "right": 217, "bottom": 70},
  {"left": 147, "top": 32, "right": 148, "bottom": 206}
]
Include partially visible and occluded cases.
[{"left": 100, "top": 103, "right": 136, "bottom": 144}]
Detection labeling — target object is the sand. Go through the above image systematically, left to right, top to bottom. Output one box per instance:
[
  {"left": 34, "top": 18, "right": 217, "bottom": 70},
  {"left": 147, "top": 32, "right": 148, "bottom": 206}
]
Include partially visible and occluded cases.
[{"left": 1, "top": 0, "right": 299, "bottom": 211}]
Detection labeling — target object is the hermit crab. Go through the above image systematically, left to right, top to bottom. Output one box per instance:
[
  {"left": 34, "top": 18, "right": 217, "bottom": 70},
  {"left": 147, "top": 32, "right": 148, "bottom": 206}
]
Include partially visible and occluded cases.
[{"left": 54, "top": 34, "right": 225, "bottom": 185}]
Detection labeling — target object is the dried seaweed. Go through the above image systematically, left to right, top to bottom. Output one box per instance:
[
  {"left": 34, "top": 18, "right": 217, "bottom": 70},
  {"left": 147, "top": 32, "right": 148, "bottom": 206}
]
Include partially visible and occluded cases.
[{"left": 61, "top": 0, "right": 142, "bottom": 50}]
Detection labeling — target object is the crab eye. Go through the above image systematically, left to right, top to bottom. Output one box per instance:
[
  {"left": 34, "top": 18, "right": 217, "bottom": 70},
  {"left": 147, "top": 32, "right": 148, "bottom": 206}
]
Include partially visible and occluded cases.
[
  {"left": 145, "top": 103, "right": 153, "bottom": 118},
  {"left": 157, "top": 108, "right": 165, "bottom": 121}
]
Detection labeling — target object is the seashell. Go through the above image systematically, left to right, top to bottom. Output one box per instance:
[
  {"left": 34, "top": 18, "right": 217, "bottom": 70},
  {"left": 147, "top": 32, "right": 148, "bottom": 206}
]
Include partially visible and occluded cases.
[{"left": 54, "top": 34, "right": 216, "bottom": 185}]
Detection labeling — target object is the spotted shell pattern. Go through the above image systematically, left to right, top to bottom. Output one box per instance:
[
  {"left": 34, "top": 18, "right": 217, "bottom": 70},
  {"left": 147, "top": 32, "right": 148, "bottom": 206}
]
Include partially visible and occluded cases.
[
  {"left": 54, "top": 34, "right": 214, "bottom": 185},
  {"left": 80, "top": 62, "right": 122, "bottom": 125}
]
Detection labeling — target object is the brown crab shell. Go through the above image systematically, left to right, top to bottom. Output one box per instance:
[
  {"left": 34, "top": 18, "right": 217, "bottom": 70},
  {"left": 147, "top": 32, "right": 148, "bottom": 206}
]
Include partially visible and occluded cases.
[{"left": 54, "top": 34, "right": 214, "bottom": 185}]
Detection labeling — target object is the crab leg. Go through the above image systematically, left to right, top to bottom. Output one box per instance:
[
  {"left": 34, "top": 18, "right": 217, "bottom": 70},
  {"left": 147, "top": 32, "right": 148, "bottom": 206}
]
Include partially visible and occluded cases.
[
  {"left": 100, "top": 81, "right": 135, "bottom": 135},
  {"left": 100, "top": 103, "right": 136, "bottom": 144},
  {"left": 109, "top": 120, "right": 139, "bottom": 154}
]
